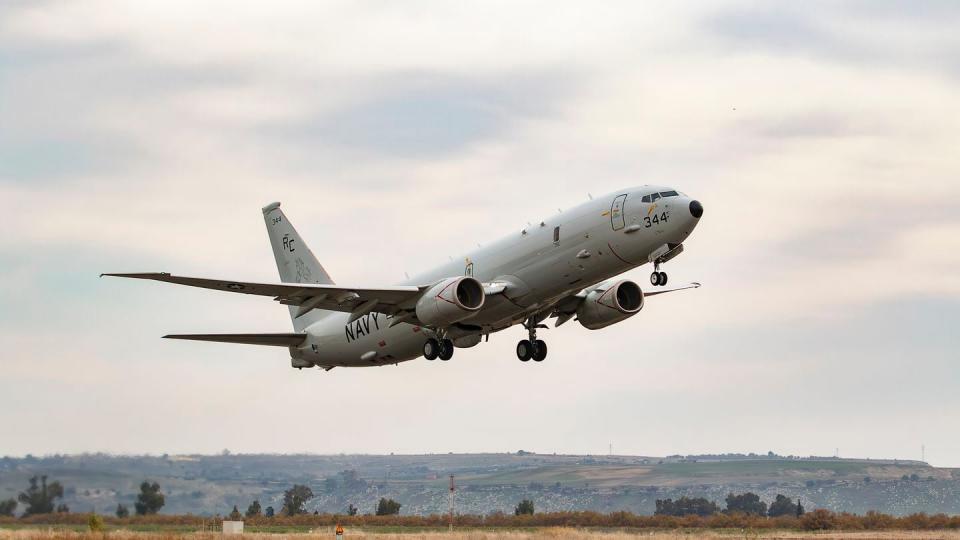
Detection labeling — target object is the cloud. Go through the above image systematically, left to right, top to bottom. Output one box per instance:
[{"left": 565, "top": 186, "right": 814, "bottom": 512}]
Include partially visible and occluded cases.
[
  {"left": 0, "top": 1, "right": 959, "bottom": 467},
  {"left": 702, "top": 2, "right": 960, "bottom": 80},
  {"left": 266, "top": 71, "right": 574, "bottom": 159}
]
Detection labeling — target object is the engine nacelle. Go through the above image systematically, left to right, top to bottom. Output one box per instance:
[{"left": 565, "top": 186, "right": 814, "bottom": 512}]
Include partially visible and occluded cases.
[
  {"left": 415, "top": 276, "right": 485, "bottom": 327},
  {"left": 576, "top": 279, "right": 644, "bottom": 330}
]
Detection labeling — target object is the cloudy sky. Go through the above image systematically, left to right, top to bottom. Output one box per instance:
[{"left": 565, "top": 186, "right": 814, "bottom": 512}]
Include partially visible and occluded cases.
[{"left": 2, "top": 1, "right": 959, "bottom": 466}]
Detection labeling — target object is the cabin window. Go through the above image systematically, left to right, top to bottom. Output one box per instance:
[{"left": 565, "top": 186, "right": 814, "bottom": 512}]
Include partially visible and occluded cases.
[{"left": 553, "top": 226, "right": 560, "bottom": 244}]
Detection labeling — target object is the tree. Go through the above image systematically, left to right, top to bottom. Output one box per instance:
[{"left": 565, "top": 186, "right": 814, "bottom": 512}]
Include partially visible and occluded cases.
[
  {"left": 18, "top": 475, "right": 64, "bottom": 516},
  {"left": 134, "top": 481, "right": 165, "bottom": 515},
  {"left": 282, "top": 484, "right": 314, "bottom": 516},
  {"left": 724, "top": 492, "right": 767, "bottom": 516},
  {"left": 768, "top": 494, "right": 799, "bottom": 517},
  {"left": 655, "top": 497, "right": 719, "bottom": 516},
  {"left": 375, "top": 498, "right": 401, "bottom": 516},
  {"left": 796, "top": 498, "right": 805, "bottom": 517},
  {"left": 0, "top": 499, "right": 16, "bottom": 517},
  {"left": 514, "top": 499, "right": 535, "bottom": 516},
  {"left": 246, "top": 500, "right": 262, "bottom": 517},
  {"left": 56, "top": 503, "right": 70, "bottom": 513},
  {"left": 115, "top": 504, "right": 130, "bottom": 518},
  {"left": 346, "top": 504, "right": 358, "bottom": 516},
  {"left": 229, "top": 505, "right": 242, "bottom": 520},
  {"left": 265, "top": 506, "right": 275, "bottom": 518},
  {"left": 88, "top": 513, "right": 105, "bottom": 533}
]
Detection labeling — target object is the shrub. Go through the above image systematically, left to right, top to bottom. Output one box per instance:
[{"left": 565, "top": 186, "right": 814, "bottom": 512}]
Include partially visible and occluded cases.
[
  {"left": 801, "top": 509, "right": 838, "bottom": 530},
  {"left": 88, "top": 513, "right": 105, "bottom": 532}
]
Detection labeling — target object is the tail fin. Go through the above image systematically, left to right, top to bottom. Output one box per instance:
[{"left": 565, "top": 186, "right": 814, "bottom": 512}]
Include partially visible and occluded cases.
[{"left": 262, "top": 202, "right": 334, "bottom": 331}]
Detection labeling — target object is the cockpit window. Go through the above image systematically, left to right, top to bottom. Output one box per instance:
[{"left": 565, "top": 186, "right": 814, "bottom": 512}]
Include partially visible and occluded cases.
[
  {"left": 659, "top": 190, "right": 678, "bottom": 197},
  {"left": 650, "top": 192, "right": 661, "bottom": 202},
  {"left": 641, "top": 195, "right": 651, "bottom": 203}
]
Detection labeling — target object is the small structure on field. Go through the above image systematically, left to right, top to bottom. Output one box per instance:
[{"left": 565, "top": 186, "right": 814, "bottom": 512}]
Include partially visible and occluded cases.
[{"left": 222, "top": 520, "right": 244, "bottom": 535}]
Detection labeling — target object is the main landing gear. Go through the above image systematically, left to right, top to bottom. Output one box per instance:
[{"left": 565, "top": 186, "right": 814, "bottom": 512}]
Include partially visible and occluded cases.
[
  {"left": 650, "top": 262, "right": 669, "bottom": 287},
  {"left": 517, "top": 317, "right": 548, "bottom": 362},
  {"left": 423, "top": 337, "right": 454, "bottom": 361}
]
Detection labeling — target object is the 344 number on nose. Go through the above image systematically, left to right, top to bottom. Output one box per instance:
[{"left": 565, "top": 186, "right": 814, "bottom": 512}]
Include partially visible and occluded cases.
[{"left": 644, "top": 212, "right": 668, "bottom": 228}]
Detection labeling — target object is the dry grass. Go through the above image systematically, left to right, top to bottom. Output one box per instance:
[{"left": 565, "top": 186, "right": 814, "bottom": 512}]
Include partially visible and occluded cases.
[{"left": 3, "top": 529, "right": 960, "bottom": 540}]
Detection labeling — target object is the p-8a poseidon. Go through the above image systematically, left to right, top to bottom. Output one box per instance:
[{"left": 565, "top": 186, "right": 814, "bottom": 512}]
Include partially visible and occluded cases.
[{"left": 104, "top": 187, "right": 704, "bottom": 369}]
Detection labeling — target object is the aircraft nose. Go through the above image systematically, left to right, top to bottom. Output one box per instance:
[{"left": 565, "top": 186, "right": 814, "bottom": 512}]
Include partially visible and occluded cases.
[{"left": 689, "top": 199, "right": 703, "bottom": 219}]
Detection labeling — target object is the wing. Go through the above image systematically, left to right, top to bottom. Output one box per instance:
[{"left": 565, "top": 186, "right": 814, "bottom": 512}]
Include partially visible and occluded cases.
[
  {"left": 102, "top": 272, "right": 422, "bottom": 321},
  {"left": 552, "top": 281, "right": 701, "bottom": 326},
  {"left": 640, "top": 282, "right": 701, "bottom": 297},
  {"left": 164, "top": 333, "right": 307, "bottom": 347}
]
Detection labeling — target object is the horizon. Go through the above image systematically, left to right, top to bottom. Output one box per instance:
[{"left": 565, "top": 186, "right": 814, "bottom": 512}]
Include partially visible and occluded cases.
[{"left": 0, "top": 450, "right": 936, "bottom": 465}]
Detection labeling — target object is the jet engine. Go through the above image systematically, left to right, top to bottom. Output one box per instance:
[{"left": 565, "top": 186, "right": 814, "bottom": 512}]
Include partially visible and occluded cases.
[
  {"left": 415, "top": 276, "right": 485, "bottom": 327},
  {"left": 576, "top": 279, "right": 644, "bottom": 330}
]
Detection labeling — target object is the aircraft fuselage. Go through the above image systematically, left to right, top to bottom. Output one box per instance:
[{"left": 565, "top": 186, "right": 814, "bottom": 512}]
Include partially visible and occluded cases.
[{"left": 292, "top": 186, "right": 701, "bottom": 368}]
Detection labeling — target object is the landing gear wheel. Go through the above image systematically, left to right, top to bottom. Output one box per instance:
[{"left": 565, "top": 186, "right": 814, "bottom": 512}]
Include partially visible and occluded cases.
[
  {"left": 650, "top": 272, "right": 661, "bottom": 286},
  {"left": 658, "top": 272, "right": 668, "bottom": 286},
  {"left": 423, "top": 338, "right": 440, "bottom": 360},
  {"left": 438, "top": 339, "right": 454, "bottom": 361},
  {"left": 516, "top": 340, "right": 533, "bottom": 362},
  {"left": 532, "top": 340, "right": 547, "bottom": 362}
]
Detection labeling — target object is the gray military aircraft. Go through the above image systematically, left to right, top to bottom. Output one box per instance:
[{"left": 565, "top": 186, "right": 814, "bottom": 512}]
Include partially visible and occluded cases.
[{"left": 104, "top": 187, "right": 703, "bottom": 369}]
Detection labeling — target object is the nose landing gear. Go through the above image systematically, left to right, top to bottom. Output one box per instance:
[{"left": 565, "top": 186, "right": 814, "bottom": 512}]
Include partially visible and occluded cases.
[{"left": 517, "top": 317, "right": 548, "bottom": 362}]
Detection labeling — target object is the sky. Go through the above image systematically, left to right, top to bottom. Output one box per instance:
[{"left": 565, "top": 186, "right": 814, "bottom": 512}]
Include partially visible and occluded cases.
[{"left": 1, "top": 1, "right": 959, "bottom": 466}]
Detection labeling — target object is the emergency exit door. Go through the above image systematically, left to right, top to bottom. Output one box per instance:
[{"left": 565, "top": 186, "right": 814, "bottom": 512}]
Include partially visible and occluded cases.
[{"left": 610, "top": 194, "right": 627, "bottom": 231}]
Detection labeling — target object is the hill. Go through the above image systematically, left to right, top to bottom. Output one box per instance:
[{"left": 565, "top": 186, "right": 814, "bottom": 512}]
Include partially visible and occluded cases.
[{"left": 1, "top": 453, "right": 957, "bottom": 516}]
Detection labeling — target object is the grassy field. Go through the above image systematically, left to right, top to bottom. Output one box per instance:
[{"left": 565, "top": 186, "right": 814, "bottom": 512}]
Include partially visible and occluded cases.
[{"left": 3, "top": 528, "right": 960, "bottom": 540}]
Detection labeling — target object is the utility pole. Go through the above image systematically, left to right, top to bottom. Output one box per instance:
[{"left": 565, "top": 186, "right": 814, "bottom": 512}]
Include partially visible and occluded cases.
[
  {"left": 922, "top": 444, "right": 925, "bottom": 462},
  {"left": 448, "top": 475, "right": 455, "bottom": 532}
]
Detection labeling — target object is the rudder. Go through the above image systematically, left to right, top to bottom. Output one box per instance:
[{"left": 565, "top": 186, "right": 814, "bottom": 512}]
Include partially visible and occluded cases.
[{"left": 262, "top": 202, "right": 334, "bottom": 331}]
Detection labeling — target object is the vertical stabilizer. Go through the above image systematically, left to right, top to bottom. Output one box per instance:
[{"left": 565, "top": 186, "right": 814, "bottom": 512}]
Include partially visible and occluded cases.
[{"left": 262, "top": 202, "right": 334, "bottom": 331}]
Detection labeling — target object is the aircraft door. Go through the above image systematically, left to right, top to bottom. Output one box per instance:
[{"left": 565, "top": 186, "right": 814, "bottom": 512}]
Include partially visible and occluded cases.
[{"left": 610, "top": 194, "right": 627, "bottom": 231}]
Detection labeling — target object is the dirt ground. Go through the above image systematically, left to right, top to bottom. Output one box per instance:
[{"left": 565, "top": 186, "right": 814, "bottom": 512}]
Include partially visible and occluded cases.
[{"left": 3, "top": 528, "right": 960, "bottom": 540}]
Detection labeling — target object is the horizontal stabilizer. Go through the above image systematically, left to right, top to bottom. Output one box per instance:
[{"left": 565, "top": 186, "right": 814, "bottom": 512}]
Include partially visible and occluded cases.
[{"left": 163, "top": 333, "right": 307, "bottom": 347}]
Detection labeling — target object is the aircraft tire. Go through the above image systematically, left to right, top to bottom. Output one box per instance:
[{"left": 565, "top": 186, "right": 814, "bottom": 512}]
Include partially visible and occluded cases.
[
  {"left": 650, "top": 272, "right": 660, "bottom": 286},
  {"left": 659, "top": 272, "right": 668, "bottom": 286},
  {"left": 423, "top": 338, "right": 440, "bottom": 360},
  {"left": 438, "top": 339, "right": 454, "bottom": 361},
  {"left": 516, "top": 340, "right": 533, "bottom": 362},
  {"left": 532, "top": 340, "right": 547, "bottom": 362}
]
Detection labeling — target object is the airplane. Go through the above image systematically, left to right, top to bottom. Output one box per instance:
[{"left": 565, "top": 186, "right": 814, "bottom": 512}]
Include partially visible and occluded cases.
[{"left": 103, "top": 186, "right": 703, "bottom": 369}]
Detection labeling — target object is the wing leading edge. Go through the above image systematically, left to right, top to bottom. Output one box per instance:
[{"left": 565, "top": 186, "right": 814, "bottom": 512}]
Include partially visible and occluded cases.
[{"left": 101, "top": 272, "right": 422, "bottom": 318}]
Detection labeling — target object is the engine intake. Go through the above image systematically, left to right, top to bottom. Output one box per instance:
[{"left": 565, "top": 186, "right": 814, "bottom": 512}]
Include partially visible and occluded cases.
[
  {"left": 415, "top": 276, "right": 485, "bottom": 327},
  {"left": 577, "top": 279, "right": 644, "bottom": 330}
]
